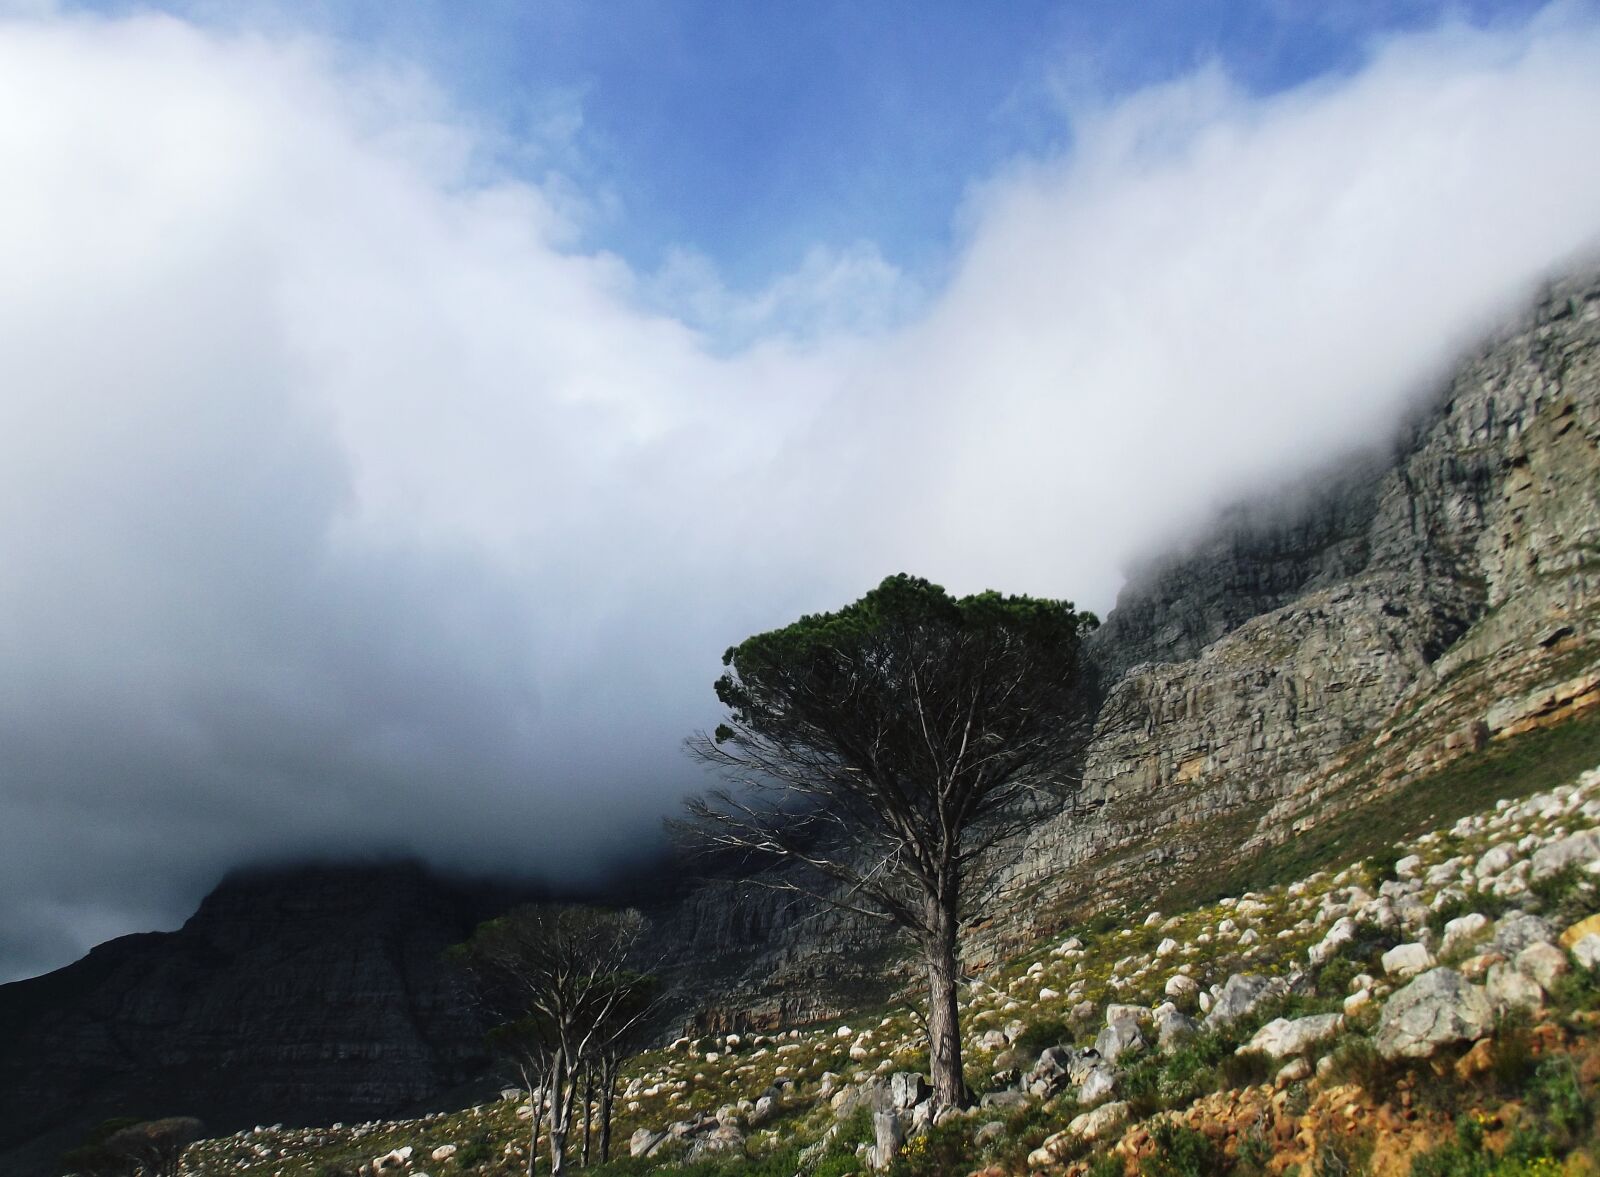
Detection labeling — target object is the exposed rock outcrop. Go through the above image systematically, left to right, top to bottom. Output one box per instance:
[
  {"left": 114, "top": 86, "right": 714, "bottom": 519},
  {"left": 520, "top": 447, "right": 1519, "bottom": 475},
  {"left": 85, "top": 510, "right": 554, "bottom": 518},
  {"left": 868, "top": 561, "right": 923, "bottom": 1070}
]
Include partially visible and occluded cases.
[
  {"left": 658, "top": 271, "right": 1600, "bottom": 1030},
  {"left": 0, "top": 863, "right": 526, "bottom": 1177}
]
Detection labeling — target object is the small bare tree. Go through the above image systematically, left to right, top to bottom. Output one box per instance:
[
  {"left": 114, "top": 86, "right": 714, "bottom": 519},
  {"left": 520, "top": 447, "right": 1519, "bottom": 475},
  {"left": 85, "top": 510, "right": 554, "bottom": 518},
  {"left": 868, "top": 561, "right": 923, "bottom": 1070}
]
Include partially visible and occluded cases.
[
  {"left": 681, "top": 574, "right": 1097, "bottom": 1109},
  {"left": 452, "top": 904, "right": 655, "bottom": 1176},
  {"left": 100, "top": 1118, "right": 204, "bottom": 1177}
]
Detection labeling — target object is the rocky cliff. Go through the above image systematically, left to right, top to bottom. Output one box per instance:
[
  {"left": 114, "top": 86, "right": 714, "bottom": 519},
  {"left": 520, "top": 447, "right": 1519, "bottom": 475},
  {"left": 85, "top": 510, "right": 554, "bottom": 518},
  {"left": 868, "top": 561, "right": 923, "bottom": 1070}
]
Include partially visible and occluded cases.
[
  {"left": 661, "top": 267, "right": 1600, "bottom": 1022},
  {"left": 0, "top": 863, "right": 524, "bottom": 1177}
]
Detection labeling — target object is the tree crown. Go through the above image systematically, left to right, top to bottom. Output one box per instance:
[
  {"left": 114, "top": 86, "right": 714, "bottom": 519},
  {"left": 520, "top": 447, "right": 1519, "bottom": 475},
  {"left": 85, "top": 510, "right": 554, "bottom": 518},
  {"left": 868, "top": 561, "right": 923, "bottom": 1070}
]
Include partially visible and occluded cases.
[{"left": 687, "top": 573, "right": 1100, "bottom": 927}]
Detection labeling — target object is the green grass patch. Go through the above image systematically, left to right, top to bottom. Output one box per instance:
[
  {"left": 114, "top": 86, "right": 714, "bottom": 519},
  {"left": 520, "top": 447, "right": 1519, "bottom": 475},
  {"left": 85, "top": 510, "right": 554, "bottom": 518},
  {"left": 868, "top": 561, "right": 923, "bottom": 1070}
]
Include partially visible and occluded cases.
[{"left": 1163, "top": 708, "right": 1600, "bottom": 908}]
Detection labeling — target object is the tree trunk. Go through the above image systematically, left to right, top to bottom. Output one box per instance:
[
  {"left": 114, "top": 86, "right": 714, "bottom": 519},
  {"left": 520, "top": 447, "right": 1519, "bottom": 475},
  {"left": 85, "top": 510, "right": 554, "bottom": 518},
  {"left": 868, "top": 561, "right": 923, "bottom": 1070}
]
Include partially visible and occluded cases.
[
  {"left": 923, "top": 894, "right": 965, "bottom": 1110},
  {"left": 549, "top": 1051, "right": 570, "bottom": 1177},
  {"left": 599, "top": 1055, "right": 616, "bottom": 1164},
  {"left": 519, "top": 1062, "right": 540, "bottom": 1177},
  {"left": 582, "top": 1063, "right": 594, "bottom": 1166}
]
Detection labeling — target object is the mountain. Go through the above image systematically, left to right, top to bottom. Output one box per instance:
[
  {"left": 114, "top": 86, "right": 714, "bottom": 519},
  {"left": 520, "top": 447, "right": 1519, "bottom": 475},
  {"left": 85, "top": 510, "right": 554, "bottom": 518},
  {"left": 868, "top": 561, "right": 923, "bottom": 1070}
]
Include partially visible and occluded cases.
[
  {"left": 647, "top": 265, "right": 1600, "bottom": 1025},
  {"left": 3, "top": 267, "right": 1597, "bottom": 1175},
  {"left": 0, "top": 862, "right": 525, "bottom": 1177}
]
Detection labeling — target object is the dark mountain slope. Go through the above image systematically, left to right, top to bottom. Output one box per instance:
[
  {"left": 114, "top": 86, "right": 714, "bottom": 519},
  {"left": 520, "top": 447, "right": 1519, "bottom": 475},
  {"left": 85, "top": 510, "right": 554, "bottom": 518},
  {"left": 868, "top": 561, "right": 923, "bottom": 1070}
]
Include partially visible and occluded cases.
[{"left": 0, "top": 862, "right": 521, "bottom": 1177}]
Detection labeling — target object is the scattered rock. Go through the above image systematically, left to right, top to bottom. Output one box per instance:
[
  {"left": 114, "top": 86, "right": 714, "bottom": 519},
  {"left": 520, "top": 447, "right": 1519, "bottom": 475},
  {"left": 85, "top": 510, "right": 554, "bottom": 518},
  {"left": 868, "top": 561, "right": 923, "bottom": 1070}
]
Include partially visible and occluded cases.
[
  {"left": 1532, "top": 830, "right": 1600, "bottom": 880},
  {"left": 1441, "top": 913, "right": 1491, "bottom": 956},
  {"left": 1493, "top": 913, "right": 1555, "bottom": 956},
  {"left": 1561, "top": 913, "right": 1600, "bottom": 950},
  {"left": 1309, "top": 917, "right": 1358, "bottom": 967},
  {"left": 1573, "top": 934, "right": 1600, "bottom": 970},
  {"left": 1517, "top": 942, "right": 1570, "bottom": 990},
  {"left": 1381, "top": 943, "right": 1435, "bottom": 978},
  {"left": 1486, "top": 962, "right": 1545, "bottom": 1013},
  {"left": 1375, "top": 968, "right": 1494, "bottom": 1059},
  {"left": 1203, "top": 973, "right": 1287, "bottom": 1028},
  {"left": 1242, "top": 1013, "right": 1343, "bottom": 1060},
  {"left": 1094, "top": 1016, "right": 1147, "bottom": 1064},
  {"left": 1276, "top": 1057, "right": 1311, "bottom": 1088},
  {"left": 1077, "top": 1064, "right": 1118, "bottom": 1104},
  {"left": 630, "top": 1129, "right": 666, "bottom": 1159}
]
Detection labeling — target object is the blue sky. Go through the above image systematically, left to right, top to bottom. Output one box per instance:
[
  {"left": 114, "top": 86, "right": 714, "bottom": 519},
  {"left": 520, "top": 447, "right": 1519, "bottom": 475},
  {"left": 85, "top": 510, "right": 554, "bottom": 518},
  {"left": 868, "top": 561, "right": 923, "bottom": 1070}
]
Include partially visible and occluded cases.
[{"left": 73, "top": 0, "right": 1553, "bottom": 291}]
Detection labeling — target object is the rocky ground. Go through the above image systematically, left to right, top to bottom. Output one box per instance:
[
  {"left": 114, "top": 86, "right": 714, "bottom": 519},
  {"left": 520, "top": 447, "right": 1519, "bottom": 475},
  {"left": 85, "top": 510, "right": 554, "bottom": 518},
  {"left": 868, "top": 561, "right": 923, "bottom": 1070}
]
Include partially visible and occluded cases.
[{"left": 169, "top": 751, "right": 1600, "bottom": 1177}]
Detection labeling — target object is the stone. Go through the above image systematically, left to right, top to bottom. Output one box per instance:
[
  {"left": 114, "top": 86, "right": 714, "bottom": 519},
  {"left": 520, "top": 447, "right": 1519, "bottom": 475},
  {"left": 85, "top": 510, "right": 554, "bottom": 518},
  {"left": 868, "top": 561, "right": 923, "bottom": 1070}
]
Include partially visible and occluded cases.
[
  {"left": 1532, "top": 830, "right": 1600, "bottom": 880},
  {"left": 1476, "top": 844, "right": 1519, "bottom": 879},
  {"left": 1395, "top": 855, "right": 1423, "bottom": 880},
  {"left": 1441, "top": 913, "right": 1491, "bottom": 956},
  {"left": 1493, "top": 913, "right": 1555, "bottom": 955},
  {"left": 1560, "top": 914, "right": 1600, "bottom": 950},
  {"left": 1309, "top": 917, "right": 1358, "bottom": 967},
  {"left": 1574, "top": 935, "right": 1600, "bottom": 970},
  {"left": 1156, "top": 938, "right": 1179, "bottom": 957},
  {"left": 1517, "top": 942, "right": 1570, "bottom": 990},
  {"left": 1381, "top": 943, "right": 1435, "bottom": 978},
  {"left": 1485, "top": 963, "right": 1544, "bottom": 1013},
  {"left": 1375, "top": 969, "right": 1494, "bottom": 1059},
  {"left": 1203, "top": 973, "right": 1287, "bottom": 1029},
  {"left": 1164, "top": 974, "right": 1200, "bottom": 1002},
  {"left": 1039, "top": 987, "right": 1060, "bottom": 1000},
  {"left": 1343, "top": 989, "right": 1372, "bottom": 1016},
  {"left": 1156, "top": 1007, "right": 1200, "bottom": 1053},
  {"left": 1242, "top": 1014, "right": 1343, "bottom": 1060},
  {"left": 1094, "top": 1017, "right": 1146, "bottom": 1064},
  {"left": 978, "top": 1029, "right": 1008, "bottom": 1051},
  {"left": 1276, "top": 1057, "right": 1311, "bottom": 1087},
  {"left": 1077, "top": 1065, "right": 1118, "bottom": 1105},
  {"left": 888, "top": 1072, "right": 929, "bottom": 1110},
  {"left": 751, "top": 1095, "right": 777, "bottom": 1126},
  {"left": 1069, "top": 1101, "right": 1129, "bottom": 1142},
  {"left": 868, "top": 1111, "right": 906, "bottom": 1171},
  {"left": 975, "top": 1120, "right": 1006, "bottom": 1146},
  {"left": 686, "top": 1124, "right": 745, "bottom": 1163},
  {"left": 630, "top": 1129, "right": 666, "bottom": 1159},
  {"left": 430, "top": 1144, "right": 457, "bottom": 1162}
]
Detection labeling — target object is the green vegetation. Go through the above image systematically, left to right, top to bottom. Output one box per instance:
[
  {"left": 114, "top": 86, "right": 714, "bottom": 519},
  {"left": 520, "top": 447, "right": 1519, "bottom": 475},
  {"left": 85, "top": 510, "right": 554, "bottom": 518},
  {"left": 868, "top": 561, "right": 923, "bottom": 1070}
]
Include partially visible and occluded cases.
[{"left": 1167, "top": 707, "right": 1600, "bottom": 909}]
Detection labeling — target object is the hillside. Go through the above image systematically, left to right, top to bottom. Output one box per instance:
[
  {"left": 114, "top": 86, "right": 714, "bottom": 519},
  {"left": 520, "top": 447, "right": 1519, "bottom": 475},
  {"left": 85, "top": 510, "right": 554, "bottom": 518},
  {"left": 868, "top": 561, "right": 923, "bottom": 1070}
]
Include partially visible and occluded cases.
[
  {"left": 6, "top": 266, "right": 1599, "bottom": 1177},
  {"left": 649, "top": 267, "right": 1600, "bottom": 1026},
  {"left": 179, "top": 739, "right": 1600, "bottom": 1177},
  {"left": 0, "top": 864, "right": 534, "bottom": 1177}
]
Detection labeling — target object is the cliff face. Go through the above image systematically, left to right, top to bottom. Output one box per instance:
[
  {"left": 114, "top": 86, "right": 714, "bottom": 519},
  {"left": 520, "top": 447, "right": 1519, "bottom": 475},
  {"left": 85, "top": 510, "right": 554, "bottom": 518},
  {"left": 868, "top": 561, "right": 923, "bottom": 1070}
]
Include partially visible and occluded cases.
[
  {"left": 664, "top": 269, "right": 1600, "bottom": 1017},
  {"left": 980, "top": 269, "right": 1600, "bottom": 954},
  {"left": 0, "top": 863, "right": 516, "bottom": 1177}
]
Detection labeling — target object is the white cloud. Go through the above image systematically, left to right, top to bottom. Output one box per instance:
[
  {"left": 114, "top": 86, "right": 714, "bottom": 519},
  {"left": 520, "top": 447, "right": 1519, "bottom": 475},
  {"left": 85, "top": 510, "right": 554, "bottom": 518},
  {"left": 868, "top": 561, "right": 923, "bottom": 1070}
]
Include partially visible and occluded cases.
[{"left": 1, "top": 6, "right": 1598, "bottom": 979}]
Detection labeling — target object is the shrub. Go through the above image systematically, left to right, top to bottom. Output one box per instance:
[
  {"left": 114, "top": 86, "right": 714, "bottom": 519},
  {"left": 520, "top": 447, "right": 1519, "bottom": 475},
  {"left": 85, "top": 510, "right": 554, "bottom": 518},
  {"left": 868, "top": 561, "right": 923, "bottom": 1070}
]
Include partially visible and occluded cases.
[
  {"left": 1528, "top": 864, "right": 1594, "bottom": 926},
  {"left": 1011, "top": 1017, "right": 1070, "bottom": 1059},
  {"left": 1324, "top": 1035, "right": 1396, "bottom": 1096},
  {"left": 1218, "top": 1050, "right": 1273, "bottom": 1091},
  {"left": 1526, "top": 1056, "right": 1588, "bottom": 1146},
  {"left": 889, "top": 1119, "right": 972, "bottom": 1177},
  {"left": 1141, "top": 1122, "right": 1222, "bottom": 1177},
  {"left": 1236, "top": 1122, "right": 1273, "bottom": 1175},
  {"left": 1313, "top": 1130, "right": 1374, "bottom": 1177},
  {"left": 455, "top": 1131, "right": 495, "bottom": 1169},
  {"left": 1086, "top": 1151, "right": 1126, "bottom": 1177}
]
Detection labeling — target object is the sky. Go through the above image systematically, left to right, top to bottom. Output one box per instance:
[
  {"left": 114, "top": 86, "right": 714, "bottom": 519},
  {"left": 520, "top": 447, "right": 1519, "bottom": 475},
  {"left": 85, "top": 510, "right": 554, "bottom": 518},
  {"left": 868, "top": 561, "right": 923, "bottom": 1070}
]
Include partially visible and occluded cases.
[{"left": 2, "top": 0, "right": 1600, "bottom": 982}]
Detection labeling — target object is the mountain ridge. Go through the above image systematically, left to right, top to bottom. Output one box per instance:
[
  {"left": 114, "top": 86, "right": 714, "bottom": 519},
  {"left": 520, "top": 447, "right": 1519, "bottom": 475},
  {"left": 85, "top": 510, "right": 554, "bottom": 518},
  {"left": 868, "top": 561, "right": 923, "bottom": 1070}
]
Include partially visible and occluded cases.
[{"left": 3, "top": 266, "right": 1598, "bottom": 1175}]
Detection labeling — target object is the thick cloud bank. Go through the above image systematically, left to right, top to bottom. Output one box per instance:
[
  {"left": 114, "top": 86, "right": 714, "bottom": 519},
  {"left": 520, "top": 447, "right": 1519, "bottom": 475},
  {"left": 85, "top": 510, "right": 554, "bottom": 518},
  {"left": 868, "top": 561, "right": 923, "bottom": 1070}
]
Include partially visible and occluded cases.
[{"left": 3, "top": 8, "right": 1600, "bottom": 980}]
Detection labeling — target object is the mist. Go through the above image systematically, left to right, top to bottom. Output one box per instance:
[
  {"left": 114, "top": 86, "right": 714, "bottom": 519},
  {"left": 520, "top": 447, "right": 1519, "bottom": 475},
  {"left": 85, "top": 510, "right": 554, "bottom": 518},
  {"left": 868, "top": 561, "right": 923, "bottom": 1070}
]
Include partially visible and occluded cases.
[{"left": 3, "top": 5, "right": 1600, "bottom": 981}]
